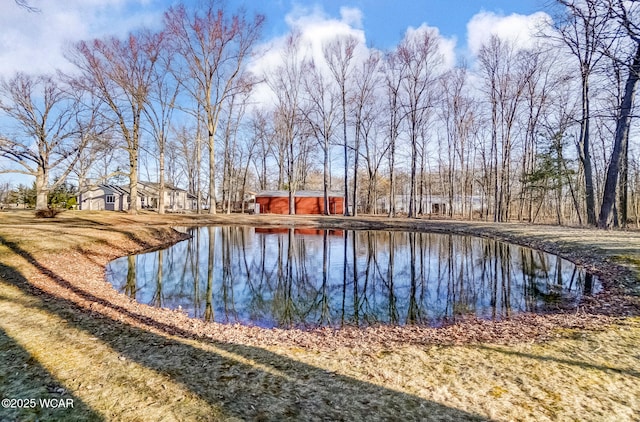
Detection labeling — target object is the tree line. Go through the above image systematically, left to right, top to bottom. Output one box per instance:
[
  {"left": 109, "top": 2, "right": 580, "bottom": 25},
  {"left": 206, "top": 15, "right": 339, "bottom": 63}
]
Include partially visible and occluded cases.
[{"left": 0, "top": 0, "right": 639, "bottom": 228}]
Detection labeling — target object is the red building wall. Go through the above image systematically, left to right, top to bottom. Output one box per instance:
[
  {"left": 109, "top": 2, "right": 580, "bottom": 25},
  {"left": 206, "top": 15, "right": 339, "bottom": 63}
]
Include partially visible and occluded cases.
[
  {"left": 256, "top": 195, "right": 344, "bottom": 215},
  {"left": 256, "top": 196, "right": 290, "bottom": 214},
  {"left": 294, "top": 196, "right": 323, "bottom": 214},
  {"left": 327, "top": 197, "right": 344, "bottom": 214}
]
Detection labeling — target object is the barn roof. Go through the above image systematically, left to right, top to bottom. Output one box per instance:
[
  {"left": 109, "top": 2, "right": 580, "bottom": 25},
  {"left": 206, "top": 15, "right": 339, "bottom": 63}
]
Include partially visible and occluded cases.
[{"left": 256, "top": 190, "right": 344, "bottom": 198}]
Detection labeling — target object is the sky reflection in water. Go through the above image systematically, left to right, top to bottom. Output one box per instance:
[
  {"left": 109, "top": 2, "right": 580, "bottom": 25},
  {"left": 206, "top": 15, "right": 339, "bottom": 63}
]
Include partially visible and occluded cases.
[{"left": 105, "top": 226, "right": 600, "bottom": 328}]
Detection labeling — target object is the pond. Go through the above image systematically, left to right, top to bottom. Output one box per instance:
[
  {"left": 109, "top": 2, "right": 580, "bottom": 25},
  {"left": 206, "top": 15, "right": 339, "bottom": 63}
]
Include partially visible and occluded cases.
[{"left": 105, "top": 226, "right": 600, "bottom": 329}]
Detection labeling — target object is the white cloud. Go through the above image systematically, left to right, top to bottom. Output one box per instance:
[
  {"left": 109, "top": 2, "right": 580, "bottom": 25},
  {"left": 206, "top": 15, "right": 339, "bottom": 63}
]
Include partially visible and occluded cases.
[
  {"left": 0, "top": 0, "right": 163, "bottom": 78},
  {"left": 283, "top": 4, "right": 366, "bottom": 45},
  {"left": 248, "top": 5, "right": 369, "bottom": 110},
  {"left": 247, "top": 6, "right": 459, "bottom": 111},
  {"left": 339, "top": 7, "right": 363, "bottom": 29},
  {"left": 466, "top": 11, "right": 552, "bottom": 56},
  {"left": 401, "top": 24, "right": 457, "bottom": 71}
]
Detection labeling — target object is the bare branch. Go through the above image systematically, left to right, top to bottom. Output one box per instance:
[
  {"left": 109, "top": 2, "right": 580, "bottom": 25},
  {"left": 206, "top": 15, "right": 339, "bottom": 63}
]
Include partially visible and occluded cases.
[{"left": 15, "top": 0, "right": 40, "bottom": 13}]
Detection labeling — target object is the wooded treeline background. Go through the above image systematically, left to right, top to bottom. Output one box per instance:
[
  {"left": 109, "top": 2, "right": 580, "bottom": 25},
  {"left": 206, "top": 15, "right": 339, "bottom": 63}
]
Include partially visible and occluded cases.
[{"left": 0, "top": 0, "right": 639, "bottom": 228}]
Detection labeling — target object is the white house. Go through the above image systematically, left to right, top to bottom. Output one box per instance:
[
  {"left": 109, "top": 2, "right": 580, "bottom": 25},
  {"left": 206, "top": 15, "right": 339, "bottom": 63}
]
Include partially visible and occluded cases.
[{"left": 78, "top": 182, "right": 196, "bottom": 212}]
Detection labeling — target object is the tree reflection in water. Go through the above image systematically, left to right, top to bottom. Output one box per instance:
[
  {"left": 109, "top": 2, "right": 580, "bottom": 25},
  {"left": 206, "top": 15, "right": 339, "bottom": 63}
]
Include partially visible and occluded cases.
[{"left": 106, "top": 227, "right": 601, "bottom": 328}]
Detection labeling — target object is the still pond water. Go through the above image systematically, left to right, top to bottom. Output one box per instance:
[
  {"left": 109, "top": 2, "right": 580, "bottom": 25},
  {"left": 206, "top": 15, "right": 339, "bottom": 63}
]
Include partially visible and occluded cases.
[{"left": 106, "top": 226, "right": 600, "bottom": 328}]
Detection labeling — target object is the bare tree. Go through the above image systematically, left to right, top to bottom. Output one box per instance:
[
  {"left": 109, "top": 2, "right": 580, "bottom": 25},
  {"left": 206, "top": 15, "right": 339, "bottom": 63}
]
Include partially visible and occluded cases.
[
  {"left": 15, "top": 0, "right": 39, "bottom": 12},
  {"left": 554, "top": 0, "right": 612, "bottom": 225},
  {"left": 599, "top": 0, "right": 640, "bottom": 228},
  {"left": 165, "top": 1, "right": 264, "bottom": 214},
  {"left": 397, "top": 27, "right": 443, "bottom": 218},
  {"left": 70, "top": 29, "right": 162, "bottom": 214},
  {"left": 143, "top": 31, "right": 179, "bottom": 214},
  {"left": 265, "top": 33, "right": 306, "bottom": 214},
  {"left": 324, "top": 34, "right": 359, "bottom": 216},
  {"left": 478, "top": 36, "right": 531, "bottom": 222},
  {"left": 515, "top": 47, "right": 572, "bottom": 223},
  {"left": 350, "top": 49, "right": 382, "bottom": 216},
  {"left": 351, "top": 50, "right": 385, "bottom": 214},
  {"left": 382, "top": 51, "right": 407, "bottom": 217},
  {"left": 301, "top": 58, "right": 339, "bottom": 215},
  {"left": 439, "top": 66, "right": 476, "bottom": 219},
  {"left": 0, "top": 73, "right": 92, "bottom": 209},
  {"left": 220, "top": 80, "right": 252, "bottom": 213},
  {"left": 249, "top": 110, "right": 274, "bottom": 191},
  {"left": 173, "top": 123, "right": 201, "bottom": 201},
  {"left": 72, "top": 126, "right": 125, "bottom": 209},
  {"left": 630, "top": 153, "right": 640, "bottom": 227},
  {"left": 0, "top": 182, "right": 11, "bottom": 207}
]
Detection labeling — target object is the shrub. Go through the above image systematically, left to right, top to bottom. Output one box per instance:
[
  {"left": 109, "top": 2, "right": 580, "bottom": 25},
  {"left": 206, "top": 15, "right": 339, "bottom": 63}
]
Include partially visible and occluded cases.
[{"left": 35, "top": 208, "right": 61, "bottom": 218}]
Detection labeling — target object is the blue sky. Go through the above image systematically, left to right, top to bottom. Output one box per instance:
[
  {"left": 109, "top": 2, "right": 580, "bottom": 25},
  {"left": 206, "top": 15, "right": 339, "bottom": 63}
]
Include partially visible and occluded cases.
[{"left": 244, "top": 0, "right": 547, "bottom": 48}]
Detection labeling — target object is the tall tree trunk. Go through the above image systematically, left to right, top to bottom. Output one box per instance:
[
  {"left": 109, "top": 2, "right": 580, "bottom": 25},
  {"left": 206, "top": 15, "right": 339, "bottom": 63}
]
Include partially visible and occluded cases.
[
  {"left": 598, "top": 44, "right": 640, "bottom": 228},
  {"left": 579, "top": 76, "right": 597, "bottom": 225},
  {"left": 342, "top": 94, "right": 350, "bottom": 216},
  {"left": 491, "top": 102, "right": 499, "bottom": 222},
  {"left": 208, "top": 120, "right": 217, "bottom": 214},
  {"left": 619, "top": 123, "right": 629, "bottom": 227},
  {"left": 353, "top": 125, "right": 360, "bottom": 216},
  {"left": 289, "top": 129, "right": 295, "bottom": 215},
  {"left": 408, "top": 129, "right": 417, "bottom": 219},
  {"left": 196, "top": 133, "right": 202, "bottom": 214},
  {"left": 388, "top": 135, "right": 396, "bottom": 217},
  {"left": 323, "top": 137, "right": 330, "bottom": 215},
  {"left": 158, "top": 138, "right": 165, "bottom": 214},
  {"left": 129, "top": 147, "right": 139, "bottom": 214},
  {"left": 35, "top": 167, "right": 48, "bottom": 210}
]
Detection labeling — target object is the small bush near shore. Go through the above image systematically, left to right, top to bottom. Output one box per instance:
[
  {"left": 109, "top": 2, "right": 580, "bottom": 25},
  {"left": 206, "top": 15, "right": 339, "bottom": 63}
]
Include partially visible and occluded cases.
[{"left": 35, "top": 208, "right": 61, "bottom": 218}]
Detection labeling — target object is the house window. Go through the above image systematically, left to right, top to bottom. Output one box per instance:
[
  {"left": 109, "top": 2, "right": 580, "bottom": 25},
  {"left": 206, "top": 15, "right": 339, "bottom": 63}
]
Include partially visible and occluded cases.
[{"left": 106, "top": 195, "right": 115, "bottom": 204}]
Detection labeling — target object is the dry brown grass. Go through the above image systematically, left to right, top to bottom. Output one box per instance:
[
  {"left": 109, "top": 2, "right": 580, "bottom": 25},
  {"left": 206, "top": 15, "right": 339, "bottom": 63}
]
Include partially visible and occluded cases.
[{"left": 0, "top": 209, "right": 639, "bottom": 421}]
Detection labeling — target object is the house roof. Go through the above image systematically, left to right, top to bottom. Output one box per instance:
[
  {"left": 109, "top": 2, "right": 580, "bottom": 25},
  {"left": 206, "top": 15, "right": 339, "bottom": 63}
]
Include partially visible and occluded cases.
[
  {"left": 82, "top": 181, "right": 192, "bottom": 197},
  {"left": 138, "top": 181, "right": 188, "bottom": 193},
  {"left": 93, "top": 184, "right": 148, "bottom": 197},
  {"left": 100, "top": 184, "right": 129, "bottom": 196},
  {"left": 256, "top": 190, "right": 344, "bottom": 198}
]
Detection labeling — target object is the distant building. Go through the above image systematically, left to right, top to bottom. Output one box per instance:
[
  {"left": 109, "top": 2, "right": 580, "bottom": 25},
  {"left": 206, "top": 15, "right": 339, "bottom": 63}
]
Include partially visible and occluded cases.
[
  {"left": 78, "top": 181, "right": 196, "bottom": 212},
  {"left": 255, "top": 190, "right": 344, "bottom": 215},
  {"left": 376, "top": 194, "right": 483, "bottom": 215}
]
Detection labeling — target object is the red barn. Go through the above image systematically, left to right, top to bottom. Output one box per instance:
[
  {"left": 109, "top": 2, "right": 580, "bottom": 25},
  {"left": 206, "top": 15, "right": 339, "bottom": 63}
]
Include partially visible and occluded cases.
[{"left": 255, "top": 191, "right": 344, "bottom": 215}]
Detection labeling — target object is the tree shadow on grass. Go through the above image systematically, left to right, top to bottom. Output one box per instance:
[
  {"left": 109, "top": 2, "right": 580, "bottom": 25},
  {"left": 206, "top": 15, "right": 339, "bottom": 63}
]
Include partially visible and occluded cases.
[
  {"left": 0, "top": 249, "right": 489, "bottom": 420},
  {"left": 0, "top": 327, "right": 103, "bottom": 422},
  {"left": 475, "top": 344, "right": 640, "bottom": 379}
]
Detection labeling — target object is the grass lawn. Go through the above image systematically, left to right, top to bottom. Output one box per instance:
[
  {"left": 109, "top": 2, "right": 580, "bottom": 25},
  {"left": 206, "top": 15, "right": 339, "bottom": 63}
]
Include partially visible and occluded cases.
[{"left": 0, "top": 209, "right": 638, "bottom": 421}]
